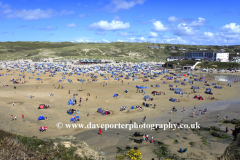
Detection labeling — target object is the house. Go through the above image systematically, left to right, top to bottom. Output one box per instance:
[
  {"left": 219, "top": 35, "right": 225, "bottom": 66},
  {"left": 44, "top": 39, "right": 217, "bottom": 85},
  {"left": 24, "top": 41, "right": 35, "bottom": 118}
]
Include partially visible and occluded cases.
[
  {"left": 148, "top": 46, "right": 160, "bottom": 49},
  {"left": 148, "top": 46, "right": 154, "bottom": 49},
  {"left": 178, "top": 48, "right": 186, "bottom": 51},
  {"left": 199, "top": 48, "right": 208, "bottom": 50},
  {"left": 218, "top": 49, "right": 225, "bottom": 52},
  {"left": 170, "top": 50, "right": 177, "bottom": 53},
  {"left": 184, "top": 50, "right": 229, "bottom": 62},
  {"left": 215, "top": 52, "right": 229, "bottom": 62},
  {"left": 166, "top": 56, "right": 184, "bottom": 61},
  {"left": 32, "top": 58, "right": 42, "bottom": 62}
]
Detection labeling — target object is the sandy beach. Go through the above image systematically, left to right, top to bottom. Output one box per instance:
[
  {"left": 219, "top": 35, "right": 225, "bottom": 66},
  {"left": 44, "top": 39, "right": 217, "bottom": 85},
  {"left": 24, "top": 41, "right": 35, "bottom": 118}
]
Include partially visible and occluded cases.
[{"left": 0, "top": 68, "right": 239, "bottom": 159}]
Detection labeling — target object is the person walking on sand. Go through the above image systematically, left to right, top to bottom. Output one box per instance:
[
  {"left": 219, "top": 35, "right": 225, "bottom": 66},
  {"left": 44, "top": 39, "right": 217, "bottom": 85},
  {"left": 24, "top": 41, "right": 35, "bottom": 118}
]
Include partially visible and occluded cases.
[
  {"left": 183, "top": 107, "right": 185, "bottom": 112},
  {"left": 22, "top": 114, "right": 24, "bottom": 119},
  {"left": 11, "top": 115, "right": 13, "bottom": 121},
  {"left": 15, "top": 115, "right": 17, "bottom": 120},
  {"left": 99, "top": 128, "right": 102, "bottom": 135}
]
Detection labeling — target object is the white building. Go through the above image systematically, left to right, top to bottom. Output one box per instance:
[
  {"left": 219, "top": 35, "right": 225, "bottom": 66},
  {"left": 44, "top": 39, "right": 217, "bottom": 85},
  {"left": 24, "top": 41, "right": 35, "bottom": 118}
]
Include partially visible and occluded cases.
[
  {"left": 184, "top": 50, "right": 229, "bottom": 62},
  {"left": 215, "top": 52, "right": 229, "bottom": 62}
]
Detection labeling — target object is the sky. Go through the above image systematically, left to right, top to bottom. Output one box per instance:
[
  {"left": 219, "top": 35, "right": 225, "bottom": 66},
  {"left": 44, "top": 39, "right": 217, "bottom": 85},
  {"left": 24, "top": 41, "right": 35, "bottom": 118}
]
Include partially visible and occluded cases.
[{"left": 0, "top": 0, "right": 240, "bottom": 45}]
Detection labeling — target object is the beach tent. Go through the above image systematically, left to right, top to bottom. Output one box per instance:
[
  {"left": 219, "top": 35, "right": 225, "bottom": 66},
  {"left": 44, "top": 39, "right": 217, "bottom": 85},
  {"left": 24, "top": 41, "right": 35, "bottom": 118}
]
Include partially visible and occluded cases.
[
  {"left": 77, "top": 73, "right": 81, "bottom": 75},
  {"left": 184, "top": 78, "right": 189, "bottom": 81},
  {"left": 68, "top": 79, "right": 72, "bottom": 83},
  {"left": 174, "top": 80, "right": 179, "bottom": 83},
  {"left": 136, "top": 85, "right": 147, "bottom": 89},
  {"left": 191, "top": 86, "right": 200, "bottom": 89},
  {"left": 214, "top": 86, "right": 222, "bottom": 89},
  {"left": 175, "top": 88, "right": 182, "bottom": 91},
  {"left": 175, "top": 91, "right": 184, "bottom": 94},
  {"left": 113, "top": 94, "right": 119, "bottom": 97},
  {"left": 144, "top": 95, "right": 151, "bottom": 101},
  {"left": 194, "top": 95, "right": 198, "bottom": 99},
  {"left": 198, "top": 97, "right": 203, "bottom": 100},
  {"left": 169, "top": 98, "right": 177, "bottom": 102},
  {"left": 68, "top": 99, "right": 74, "bottom": 105},
  {"left": 38, "top": 104, "right": 47, "bottom": 109},
  {"left": 130, "top": 106, "right": 135, "bottom": 109},
  {"left": 97, "top": 107, "right": 105, "bottom": 115},
  {"left": 67, "top": 110, "right": 73, "bottom": 115},
  {"left": 105, "top": 111, "right": 110, "bottom": 115},
  {"left": 38, "top": 116, "right": 45, "bottom": 121},
  {"left": 75, "top": 116, "right": 80, "bottom": 121},
  {"left": 70, "top": 118, "right": 75, "bottom": 123}
]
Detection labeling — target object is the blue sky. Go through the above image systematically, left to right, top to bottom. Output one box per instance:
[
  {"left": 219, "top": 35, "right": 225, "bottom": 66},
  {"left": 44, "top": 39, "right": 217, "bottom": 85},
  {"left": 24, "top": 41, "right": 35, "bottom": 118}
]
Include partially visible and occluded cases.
[{"left": 0, "top": 0, "right": 240, "bottom": 45}]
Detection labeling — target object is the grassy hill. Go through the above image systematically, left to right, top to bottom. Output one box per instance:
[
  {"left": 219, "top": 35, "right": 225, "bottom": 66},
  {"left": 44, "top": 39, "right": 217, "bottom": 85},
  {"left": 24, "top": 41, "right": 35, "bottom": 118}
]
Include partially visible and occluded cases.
[
  {"left": 0, "top": 42, "right": 239, "bottom": 62},
  {"left": 0, "top": 129, "right": 104, "bottom": 160}
]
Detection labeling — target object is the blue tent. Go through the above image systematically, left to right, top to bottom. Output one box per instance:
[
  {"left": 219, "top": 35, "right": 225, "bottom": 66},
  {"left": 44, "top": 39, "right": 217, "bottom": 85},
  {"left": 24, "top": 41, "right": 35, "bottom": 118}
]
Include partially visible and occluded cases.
[
  {"left": 77, "top": 73, "right": 81, "bottom": 75},
  {"left": 104, "top": 78, "right": 107, "bottom": 80},
  {"left": 115, "top": 78, "right": 118, "bottom": 80},
  {"left": 184, "top": 78, "right": 189, "bottom": 81},
  {"left": 68, "top": 79, "right": 72, "bottom": 82},
  {"left": 136, "top": 85, "right": 147, "bottom": 89},
  {"left": 214, "top": 86, "right": 222, "bottom": 89},
  {"left": 113, "top": 94, "right": 119, "bottom": 97},
  {"left": 68, "top": 100, "right": 74, "bottom": 105},
  {"left": 130, "top": 106, "right": 135, "bottom": 109},
  {"left": 67, "top": 110, "right": 73, "bottom": 114},
  {"left": 38, "top": 116, "right": 45, "bottom": 120},
  {"left": 70, "top": 118, "right": 75, "bottom": 123}
]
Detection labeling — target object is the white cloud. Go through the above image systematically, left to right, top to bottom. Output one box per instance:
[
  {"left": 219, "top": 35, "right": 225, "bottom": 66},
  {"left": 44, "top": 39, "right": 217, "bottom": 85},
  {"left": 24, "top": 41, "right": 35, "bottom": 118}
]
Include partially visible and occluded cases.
[
  {"left": 104, "top": 0, "right": 145, "bottom": 12},
  {"left": 0, "top": 2, "right": 73, "bottom": 20},
  {"left": 6, "top": 9, "right": 54, "bottom": 20},
  {"left": 79, "top": 14, "right": 86, "bottom": 18},
  {"left": 168, "top": 16, "right": 177, "bottom": 23},
  {"left": 190, "top": 17, "right": 206, "bottom": 27},
  {"left": 88, "top": 20, "right": 130, "bottom": 31},
  {"left": 152, "top": 21, "right": 168, "bottom": 31},
  {"left": 65, "top": 23, "right": 77, "bottom": 28},
  {"left": 174, "top": 23, "right": 197, "bottom": 36},
  {"left": 221, "top": 23, "right": 240, "bottom": 33},
  {"left": 149, "top": 31, "right": 158, "bottom": 37},
  {"left": 118, "top": 32, "right": 132, "bottom": 37},
  {"left": 204, "top": 32, "right": 214, "bottom": 37},
  {"left": 139, "top": 37, "right": 146, "bottom": 41},
  {"left": 75, "top": 39, "right": 93, "bottom": 43},
  {"left": 101, "top": 39, "right": 110, "bottom": 43}
]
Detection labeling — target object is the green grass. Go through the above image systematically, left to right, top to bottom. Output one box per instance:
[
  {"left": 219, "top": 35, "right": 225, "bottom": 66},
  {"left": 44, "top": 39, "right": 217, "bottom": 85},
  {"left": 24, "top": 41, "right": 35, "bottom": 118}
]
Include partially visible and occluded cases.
[
  {"left": 1, "top": 42, "right": 239, "bottom": 61},
  {"left": 0, "top": 129, "right": 88, "bottom": 159},
  {"left": 173, "top": 139, "right": 178, "bottom": 144},
  {"left": 189, "top": 142, "right": 196, "bottom": 147}
]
